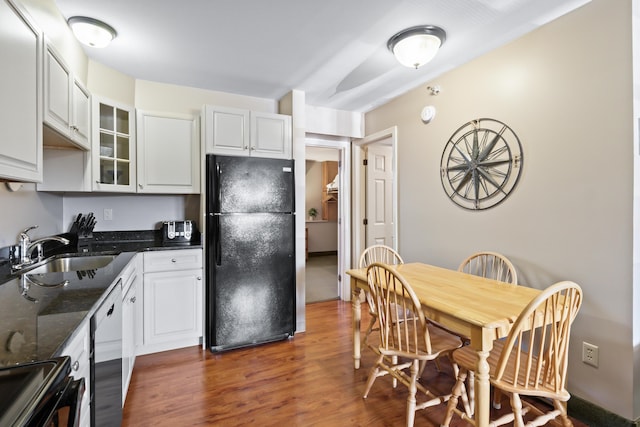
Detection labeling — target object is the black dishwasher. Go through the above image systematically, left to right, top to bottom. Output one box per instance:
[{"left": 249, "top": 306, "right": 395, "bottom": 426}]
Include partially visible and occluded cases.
[{"left": 91, "top": 281, "right": 122, "bottom": 426}]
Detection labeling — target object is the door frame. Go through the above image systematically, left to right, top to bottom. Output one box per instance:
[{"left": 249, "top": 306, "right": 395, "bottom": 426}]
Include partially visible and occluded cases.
[
  {"left": 352, "top": 126, "right": 399, "bottom": 265},
  {"left": 305, "top": 136, "right": 351, "bottom": 301}
]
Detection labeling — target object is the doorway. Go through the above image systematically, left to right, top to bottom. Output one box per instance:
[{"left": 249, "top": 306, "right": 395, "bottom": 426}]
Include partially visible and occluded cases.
[
  {"left": 353, "top": 127, "right": 398, "bottom": 260},
  {"left": 304, "top": 137, "right": 351, "bottom": 302}
]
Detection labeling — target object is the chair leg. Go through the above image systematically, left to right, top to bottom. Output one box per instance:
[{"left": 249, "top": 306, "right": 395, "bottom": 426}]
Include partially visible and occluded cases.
[
  {"left": 363, "top": 355, "right": 383, "bottom": 398},
  {"left": 392, "top": 355, "right": 399, "bottom": 388},
  {"left": 406, "top": 359, "right": 419, "bottom": 427},
  {"left": 441, "top": 366, "right": 468, "bottom": 427},
  {"left": 467, "top": 370, "right": 475, "bottom": 416},
  {"left": 493, "top": 388, "right": 502, "bottom": 409},
  {"left": 510, "top": 392, "right": 526, "bottom": 427},
  {"left": 553, "top": 400, "right": 573, "bottom": 427}
]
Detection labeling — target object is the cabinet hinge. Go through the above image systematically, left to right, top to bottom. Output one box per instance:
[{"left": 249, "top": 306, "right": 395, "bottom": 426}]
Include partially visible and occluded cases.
[
  {"left": 363, "top": 159, "right": 368, "bottom": 166},
  {"left": 363, "top": 218, "right": 368, "bottom": 226},
  {"left": 338, "top": 274, "right": 342, "bottom": 282}
]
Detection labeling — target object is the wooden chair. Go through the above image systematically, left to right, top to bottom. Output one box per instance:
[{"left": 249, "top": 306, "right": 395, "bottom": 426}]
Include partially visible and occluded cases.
[
  {"left": 358, "top": 245, "right": 404, "bottom": 354},
  {"left": 457, "top": 251, "right": 518, "bottom": 410},
  {"left": 458, "top": 251, "right": 518, "bottom": 285},
  {"left": 363, "top": 263, "right": 462, "bottom": 427},
  {"left": 441, "top": 281, "right": 583, "bottom": 427}
]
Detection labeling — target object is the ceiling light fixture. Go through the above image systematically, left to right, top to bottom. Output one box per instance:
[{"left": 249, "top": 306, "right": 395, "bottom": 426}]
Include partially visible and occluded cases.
[
  {"left": 68, "top": 16, "right": 117, "bottom": 48},
  {"left": 387, "top": 25, "right": 446, "bottom": 69}
]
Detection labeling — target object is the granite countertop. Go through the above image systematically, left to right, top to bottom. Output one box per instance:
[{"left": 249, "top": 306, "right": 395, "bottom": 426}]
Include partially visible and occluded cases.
[{"left": 0, "top": 229, "right": 202, "bottom": 368}]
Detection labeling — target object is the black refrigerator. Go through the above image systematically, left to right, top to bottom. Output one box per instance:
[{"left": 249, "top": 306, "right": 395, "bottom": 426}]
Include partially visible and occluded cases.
[{"left": 205, "top": 154, "right": 296, "bottom": 352}]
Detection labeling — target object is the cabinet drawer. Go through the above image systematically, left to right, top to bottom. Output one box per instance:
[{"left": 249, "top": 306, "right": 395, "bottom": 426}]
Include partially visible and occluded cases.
[{"left": 143, "top": 249, "right": 202, "bottom": 273}]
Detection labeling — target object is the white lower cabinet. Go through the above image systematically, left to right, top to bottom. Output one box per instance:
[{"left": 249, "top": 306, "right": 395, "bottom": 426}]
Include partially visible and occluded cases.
[
  {"left": 139, "top": 249, "right": 203, "bottom": 355},
  {"left": 59, "top": 318, "right": 91, "bottom": 427}
]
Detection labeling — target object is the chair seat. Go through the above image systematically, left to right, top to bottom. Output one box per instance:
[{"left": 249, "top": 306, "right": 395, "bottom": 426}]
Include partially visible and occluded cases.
[
  {"left": 379, "top": 323, "right": 463, "bottom": 360},
  {"left": 452, "top": 341, "right": 571, "bottom": 401}
]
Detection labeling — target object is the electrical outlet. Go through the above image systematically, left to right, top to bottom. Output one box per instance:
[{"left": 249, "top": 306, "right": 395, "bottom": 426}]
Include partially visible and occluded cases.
[
  {"left": 103, "top": 208, "right": 113, "bottom": 221},
  {"left": 582, "top": 342, "right": 598, "bottom": 367}
]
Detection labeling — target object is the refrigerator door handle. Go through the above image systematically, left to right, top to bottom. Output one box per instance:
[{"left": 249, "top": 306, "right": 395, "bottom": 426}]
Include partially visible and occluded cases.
[
  {"left": 215, "top": 161, "right": 222, "bottom": 212},
  {"left": 215, "top": 215, "right": 222, "bottom": 266}
]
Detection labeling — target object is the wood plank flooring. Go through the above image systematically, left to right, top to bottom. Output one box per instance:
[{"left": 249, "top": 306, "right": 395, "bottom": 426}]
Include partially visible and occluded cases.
[{"left": 122, "top": 300, "right": 588, "bottom": 426}]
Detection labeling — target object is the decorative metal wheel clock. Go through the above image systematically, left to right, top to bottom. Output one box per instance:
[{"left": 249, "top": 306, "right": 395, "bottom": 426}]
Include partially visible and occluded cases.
[{"left": 440, "top": 118, "right": 523, "bottom": 210}]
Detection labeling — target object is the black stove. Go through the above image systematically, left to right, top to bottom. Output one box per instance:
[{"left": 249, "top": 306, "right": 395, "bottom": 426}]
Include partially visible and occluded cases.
[{"left": 0, "top": 357, "right": 84, "bottom": 426}]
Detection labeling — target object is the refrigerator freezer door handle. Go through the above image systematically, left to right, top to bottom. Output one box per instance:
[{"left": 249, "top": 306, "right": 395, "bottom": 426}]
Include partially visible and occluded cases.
[{"left": 215, "top": 215, "right": 221, "bottom": 266}]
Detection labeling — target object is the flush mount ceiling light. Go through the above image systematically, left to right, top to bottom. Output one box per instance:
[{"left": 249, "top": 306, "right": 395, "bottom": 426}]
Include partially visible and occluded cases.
[
  {"left": 68, "top": 16, "right": 117, "bottom": 48},
  {"left": 387, "top": 25, "right": 446, "bottom": 69}
]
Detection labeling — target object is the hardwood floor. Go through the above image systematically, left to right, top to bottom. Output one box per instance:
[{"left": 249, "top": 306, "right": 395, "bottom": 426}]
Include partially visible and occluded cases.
[{"left": 122, "top": 300, "right": 588, "bottom": 426}]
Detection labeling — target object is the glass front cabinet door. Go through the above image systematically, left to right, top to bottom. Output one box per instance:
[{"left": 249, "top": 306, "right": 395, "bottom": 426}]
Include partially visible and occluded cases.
[{"left": 92, "top": 96, "right": 136, "bottom": 192}]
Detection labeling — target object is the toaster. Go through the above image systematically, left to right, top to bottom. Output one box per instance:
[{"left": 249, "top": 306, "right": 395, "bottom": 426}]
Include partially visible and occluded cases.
[{"left": 161, "top": 220, "right": 197, "bottom": 243}]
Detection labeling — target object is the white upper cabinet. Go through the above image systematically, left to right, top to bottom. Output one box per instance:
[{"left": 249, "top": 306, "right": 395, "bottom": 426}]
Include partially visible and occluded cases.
[
  {"left": 0, "top": 0, "right": 43, "bottom": 182},
  {"left": 43, "top": 39, "right": 90, "bottom": 150},
  {"left": 71, "top": 77, "right": 91, "bottom": 147},
  {"left": 92, "top": 96, "right": 136, "bottom": 192},
  {"left": 204, "top": 105, "right": 291, "bottom": 159},
  {"left": 204, "top": 105, "right": 249, "bottom": 155},
  {"left": 136, "top": 110, "right": 200, "bottom": 194},
  {"left": 251, "top": 111, "right": 292, "bottom": 159}
]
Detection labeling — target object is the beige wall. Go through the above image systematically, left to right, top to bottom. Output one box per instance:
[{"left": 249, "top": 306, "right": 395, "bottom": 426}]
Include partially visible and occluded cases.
[
  {"left": 366, "top": 0, "right": 634, "bottom": 420},
  {"left": 134, "top": 80, "right": 277, "bottom": 116}
]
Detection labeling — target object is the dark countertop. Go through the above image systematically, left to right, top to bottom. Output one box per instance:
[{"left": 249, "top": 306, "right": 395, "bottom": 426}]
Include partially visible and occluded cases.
[{"left": 0, "top": 230, "right": 201, "bottom": 368}]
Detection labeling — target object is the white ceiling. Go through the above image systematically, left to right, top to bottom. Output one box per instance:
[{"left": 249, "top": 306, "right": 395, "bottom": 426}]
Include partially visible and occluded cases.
[{"left": 54, "top": 0, "right": 590, "bottom": 113}]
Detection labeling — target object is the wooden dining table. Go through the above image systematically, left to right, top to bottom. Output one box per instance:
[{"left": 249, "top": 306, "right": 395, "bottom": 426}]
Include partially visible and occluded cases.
[{"left": 346, "top": 262, "right": 541, "bottom": 427}]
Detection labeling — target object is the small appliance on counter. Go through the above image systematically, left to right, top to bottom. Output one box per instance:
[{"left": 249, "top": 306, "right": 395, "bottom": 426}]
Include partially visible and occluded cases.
[{"left": 160, "top": 220, "right": 199, "bottom": 244}]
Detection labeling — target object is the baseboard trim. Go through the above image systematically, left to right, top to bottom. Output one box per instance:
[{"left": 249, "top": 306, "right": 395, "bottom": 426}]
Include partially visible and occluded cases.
[
  {"left": 308, "top": 251, "right": 338, "bottom": 257},
  {"left": 568, "top": 395, "right": 639, "bottom": 427}
]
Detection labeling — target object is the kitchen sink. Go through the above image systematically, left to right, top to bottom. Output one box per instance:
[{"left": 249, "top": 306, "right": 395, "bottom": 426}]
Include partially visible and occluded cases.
[{"left": 26, "top": 254, "right": 118, "bottom": 275}]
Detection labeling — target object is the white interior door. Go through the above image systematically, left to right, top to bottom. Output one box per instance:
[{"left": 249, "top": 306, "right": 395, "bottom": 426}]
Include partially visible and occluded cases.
[
  {"left": 352, "top": 127, "right": 398, "bottom": 265},
  {"left": 366, "top": 144, "right": 394, "bottom": 247}
]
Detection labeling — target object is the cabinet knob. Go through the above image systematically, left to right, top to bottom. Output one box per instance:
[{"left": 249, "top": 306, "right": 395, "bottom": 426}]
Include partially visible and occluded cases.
[
  {"left": 139, "top": 184, "right": 143, "bottom": 189},
  {"left": 171, "top": 258, "right": 177, "bottom": 263},
  {"left": 197, "top": 276, "right": 202, "bottom": 281},
  {"left": 130, "top": 296, "right": 136, "bottom": 303},
  {"left": 72, "top": 360, "right": 80, "bottom": 371}
]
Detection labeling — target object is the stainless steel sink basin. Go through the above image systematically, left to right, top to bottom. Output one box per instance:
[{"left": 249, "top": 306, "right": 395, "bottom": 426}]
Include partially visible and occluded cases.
[{"left": 26, "top": 254, "right": 117, "bottom": 275}]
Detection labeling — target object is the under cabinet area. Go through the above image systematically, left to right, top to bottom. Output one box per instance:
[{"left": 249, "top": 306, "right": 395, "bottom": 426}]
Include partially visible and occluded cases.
[
  {"left": 0, "top": 0, "right": 42, "bottom": 182},
  {"left": 204, "top": 105, "right": 292, "bottom": 159},
  {"left": 136, "top": 110, "right": 200, "bottom": 194},
  {"left": 139, "top": 249, "right": 203, "bottom": 355}
]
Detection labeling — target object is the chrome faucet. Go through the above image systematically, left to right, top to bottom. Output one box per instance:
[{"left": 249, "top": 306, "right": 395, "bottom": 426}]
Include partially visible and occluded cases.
[{"left": 13, "top": 225, "right": 70, "bottom": 270}]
